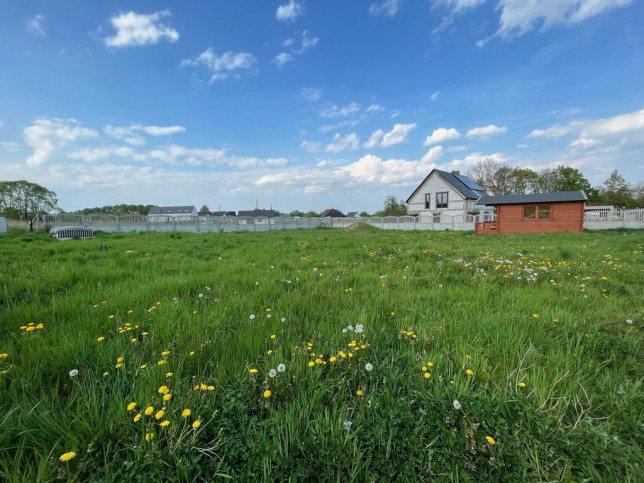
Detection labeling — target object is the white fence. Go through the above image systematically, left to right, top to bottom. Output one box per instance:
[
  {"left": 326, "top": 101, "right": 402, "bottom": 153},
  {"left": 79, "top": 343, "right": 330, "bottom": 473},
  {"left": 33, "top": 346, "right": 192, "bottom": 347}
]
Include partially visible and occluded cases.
[{"left": 42, "top": 209, "right": 643, "bottom": 234}]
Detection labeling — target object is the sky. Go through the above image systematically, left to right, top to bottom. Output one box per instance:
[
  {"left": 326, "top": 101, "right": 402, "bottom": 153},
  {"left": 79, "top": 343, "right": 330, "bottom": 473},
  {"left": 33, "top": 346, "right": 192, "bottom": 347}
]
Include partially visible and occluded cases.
[{"left": 1, "top": 0, "right": 643, "bottom": 213}]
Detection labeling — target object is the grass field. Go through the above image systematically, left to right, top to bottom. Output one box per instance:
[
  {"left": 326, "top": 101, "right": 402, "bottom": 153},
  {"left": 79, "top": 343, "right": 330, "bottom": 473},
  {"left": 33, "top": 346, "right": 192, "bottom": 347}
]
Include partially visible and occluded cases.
[{"left": 0, "top": 227, "right": 642, "bottom": 481}]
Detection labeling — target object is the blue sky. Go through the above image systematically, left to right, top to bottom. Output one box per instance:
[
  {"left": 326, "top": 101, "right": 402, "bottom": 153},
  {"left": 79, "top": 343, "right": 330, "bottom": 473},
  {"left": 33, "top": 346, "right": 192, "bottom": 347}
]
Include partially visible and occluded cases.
[{"left": 1, "top": 0, "right": 643, "bottom": 213}]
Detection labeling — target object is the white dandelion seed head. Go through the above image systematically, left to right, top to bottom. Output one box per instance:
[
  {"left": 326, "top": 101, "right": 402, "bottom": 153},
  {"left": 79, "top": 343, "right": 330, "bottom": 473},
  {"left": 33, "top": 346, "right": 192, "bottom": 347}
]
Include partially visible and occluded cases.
[
  {"left": 255, "top": 281, "right": 259, "bottom": 285},
  {"left": 206, "top": 286, "right": 211, "bottom": 291},
  {"left": 199, "top": 293, "right": 203, "bottom": 298},
  {"left": 250, "top": 314, "right": 255, "bottom": 320},
  {"left": 266, "top": 314, "right": 272, "bottom": 318},
  {"left": 281, "top": 317, "right": 286, "bottom": 322},
  {"left": 626, "top": 319, "right": 633, "bottom": 324},
  {"left": 347, "top": 325, "right": 353, "bottom": 331},
  {"left": 342, "top": 328, "right": 347, "bottom": 334},
  {"left": 365, "top": 363, "right": 373, "bottom": 372},
  {"left": 277, "top": 364, "right": 286, "bottom": 372},
  {"left": 69, "top": 369, "right": 79, "bottom": 377},
  {"left": 269, "top": 369, "right": 277, "bottom": 378},
  {"left": 453, "top": 400, "right": 462, "bottom": 410},
  {"left": 343, "top": 420, "right": 352, "bottom": 431}
]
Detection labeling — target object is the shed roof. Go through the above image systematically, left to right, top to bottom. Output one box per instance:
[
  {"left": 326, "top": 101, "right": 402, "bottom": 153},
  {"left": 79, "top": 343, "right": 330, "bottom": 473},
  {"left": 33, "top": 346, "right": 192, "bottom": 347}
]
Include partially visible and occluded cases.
[
  {"left": 478, "top": 191, "right": 588, "bottom": 206},
  {"left": 148, "top": 206, "right": 196, "bottom": 215},
  {"left": 237, "top": 209, "right": 279, "bottom": 218}
]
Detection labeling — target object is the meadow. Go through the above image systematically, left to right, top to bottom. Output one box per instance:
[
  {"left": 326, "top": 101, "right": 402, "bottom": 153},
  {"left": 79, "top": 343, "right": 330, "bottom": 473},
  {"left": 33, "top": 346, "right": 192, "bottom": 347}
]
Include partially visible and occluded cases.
[{"left": 0, "top": 226, "right": 642, "bottom": 481}]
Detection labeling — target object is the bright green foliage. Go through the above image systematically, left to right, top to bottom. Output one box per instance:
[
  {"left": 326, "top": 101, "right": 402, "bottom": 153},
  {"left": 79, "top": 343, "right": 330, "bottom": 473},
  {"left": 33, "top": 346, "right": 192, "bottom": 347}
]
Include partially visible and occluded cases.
[{"left": 0, "top": 229, "right": 642, "bottom": 481}]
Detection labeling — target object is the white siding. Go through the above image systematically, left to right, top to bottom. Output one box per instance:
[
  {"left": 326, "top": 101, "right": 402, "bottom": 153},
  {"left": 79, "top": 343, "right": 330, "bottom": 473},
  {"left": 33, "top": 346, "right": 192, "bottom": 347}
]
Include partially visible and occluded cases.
[{"left": 407, "top": 172, "right": 468, "bottom": 221}]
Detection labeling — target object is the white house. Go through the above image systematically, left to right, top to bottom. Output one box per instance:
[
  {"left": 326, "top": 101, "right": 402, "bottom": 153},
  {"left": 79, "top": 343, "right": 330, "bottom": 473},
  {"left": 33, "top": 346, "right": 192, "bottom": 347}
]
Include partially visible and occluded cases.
[
  {"left": 406, "top": 169, "right": 489, "bottom": 222},
  {"left": 148, "top": 206, "right": 198, "bottom": 222}
]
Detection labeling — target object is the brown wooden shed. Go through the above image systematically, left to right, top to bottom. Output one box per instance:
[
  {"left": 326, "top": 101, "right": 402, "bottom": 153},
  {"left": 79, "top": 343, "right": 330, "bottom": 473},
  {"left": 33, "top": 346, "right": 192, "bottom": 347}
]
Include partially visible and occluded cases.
[{"left": 475, "top": 191, "right": 587, "bottom": 235}]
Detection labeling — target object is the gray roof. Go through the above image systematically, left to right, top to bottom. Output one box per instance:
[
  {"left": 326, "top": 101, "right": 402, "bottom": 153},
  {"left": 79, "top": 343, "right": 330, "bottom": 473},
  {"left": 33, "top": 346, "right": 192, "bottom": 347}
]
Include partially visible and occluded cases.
[
  {"left": 406, "top": 169, "right": 486, "bottom": 203},
  {"left": 478, "top": 191, "right": 588, "bottom": 205},
  {"left": 148, "top": 206, "right": 196, "bottom": 215},
  {"left": 237, "top": 209, "right": 279, "bottom": 218}
]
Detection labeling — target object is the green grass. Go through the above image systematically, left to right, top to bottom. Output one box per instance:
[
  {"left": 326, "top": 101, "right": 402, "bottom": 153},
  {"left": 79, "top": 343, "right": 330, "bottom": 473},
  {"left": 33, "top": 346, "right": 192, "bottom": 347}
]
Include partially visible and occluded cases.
[{"left": 0, "top": 228, "right": 642, "bottom": 481}]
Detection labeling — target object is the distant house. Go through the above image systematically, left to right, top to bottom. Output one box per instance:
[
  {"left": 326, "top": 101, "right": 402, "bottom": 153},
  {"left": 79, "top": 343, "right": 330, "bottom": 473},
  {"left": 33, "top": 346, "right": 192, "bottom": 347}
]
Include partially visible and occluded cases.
[
  {"left": 406, "top": 169, "right": 489, "bottom": 222},
  {"left": 475, "top": 191, "right": 587, "bottom": 234},
  {"left": 148, "top": 206, "right": 198, "bottom": 222},
  {"left": 237, "top": 209, "right": 279, "bottom": 218},
  {"left": 321, "top": 209, "right": 346, "bottom": 218},
  {"left": 209, "top": 211, "right": 237, "bottom": 217},
  {"left": 346, "top": 212, "right": 360, "bottom": 218}
]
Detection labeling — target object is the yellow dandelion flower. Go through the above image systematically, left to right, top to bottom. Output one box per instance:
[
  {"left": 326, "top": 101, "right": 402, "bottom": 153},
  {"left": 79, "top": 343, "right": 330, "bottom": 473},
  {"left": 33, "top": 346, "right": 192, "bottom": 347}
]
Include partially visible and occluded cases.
[
  {"left": 266, "top": 308, "right": 271, "bottom": 312},
  {"left": 533, "top": 314, "right": 538, "bottom": 318},
  {"left": 109, "top": 315, "right": 115, "bottom": 319},
  {"left": 270, "top": 334, "right": 276, "bottom": 339},
  {"left": 97, "top": 337, "right": 105, "bottom": 342},
  {"left": 267, "top": 350, "right": 273, "bottom": 355},
  {"left": 161, "top": 351, "right": 170, "bottom": 356},
  {"left": 189, "top": 351, "right": 195, "bottom": 356},
  {"left": 348, "top": 353, "right": 353, "bottom": 358},
  {"left": 465, "top": 355, "right": 472, "bottom": 360},
  {"left": 330, "top": 356, "right": 337, "bottom": 362},
  {"left": 117, "top": 357, "right": 124, "bottom": 363},
  {"left": 158, "top": 360, "right": 166, "bottom": 365},
  {"left": 308, "top": 361, "right": 315, "bottom": 367},
  {"left": 427, "top": 362, "right": 434, "bottom": 367},
  {"left": 115, "top": 363, "right": 122, "bottom": 369},
  {"left": 140, "top": 364, "right": 147, "bottom": 369},
  {"left": 422, "top": 366, "right": 427, "bottom": 371},
  {"left": 249, "top": 368, "right": 258, "bottom": 374},
  {"left": 466, "top": 369, "right": 474, "bottom": 376},
  {"left": 103, "top": 371, "right": 109, "bottom": 376},
  {"left": 166, "top": 372, "right": 173, "bottom": 377},
  {"left": 424, "top": 372, "right": 431, "bottom": 379},
  {"left": 518, "top": 382, "right": 526, "bottom": 387},
  {"left": 200, "top": 383, "right": 207, "bottom": 390},
  {"left": 207, "top": 385, "right": 214, "bottom": 391},
  {"left": 158, "top": 386, "right": 169, "bottom": 395},
  {"left": 263, "top": 390, "right": 271, "bottom": 398},
  {"left": 356, "top": 390, "right": 363, "bottom": 396},
  {"left": 163, "top": 394, "right": 172, "bottom": 401},
  {"left": 127, "top": 402, "right": 136, "bottom": 411},
  {"left": 144, "top": 406, "right": 154, "bottom": 416},
  {"left": 182, "top": 409, "right": 191, "bottom": 417},
  {"left": 155, "top": 410, "right": 164, "bottom": 420},
  {"left": 133, "top": 413, "right": 141, "bottom": 422},
  {"left": 192, "top": 419, "right": 201, "bottom": 429},
  {"left": 160, "top": 420, "right": 170, "bottom": 427},
  {"left": 145, "top": 432, "right": 154, "bottom": 441},
  {"left": 486, "top": 436, "right": 496, "bottom": 445},
  {"left": 59, "top": 451, "right": 76, "bottom": 462}
]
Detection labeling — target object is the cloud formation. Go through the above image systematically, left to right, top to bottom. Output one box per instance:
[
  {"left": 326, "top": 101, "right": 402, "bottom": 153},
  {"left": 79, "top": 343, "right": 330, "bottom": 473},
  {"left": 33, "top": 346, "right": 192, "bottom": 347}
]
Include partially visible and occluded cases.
[
  {"left": 276, "top": 0, "right": 304, "bottom": 22},
  {"left": 369, "top": 0, "right": 403, "bottom": 17},
  {"left": 105, "top": 10, "right": 179, "bottom": 47},
  {"left": 26, "top": 14, "right": 46, "bottom": 37},
  {"left": 274, "top": 31, "right": 319, "bottom": 68},
  {"left": 181, "top": 48, "right": 256, "bottom": 83},
  {"left": 320, "top": 102, "right": 361, "bottom": 118},
  {"left": 24, "top": 118, "right": 98, "bottom": 167},
  {"left": 364, "top": 123, "right": 417, "bottom": 148},
  {"left": 466, "top": 124, "right": 507, "bottom": 140},
  {"left": 424, "top": 127, "right": 460, "bottom": 146},
  {"left": 325, "top": 133, "right": 360, "bottom": 153}
]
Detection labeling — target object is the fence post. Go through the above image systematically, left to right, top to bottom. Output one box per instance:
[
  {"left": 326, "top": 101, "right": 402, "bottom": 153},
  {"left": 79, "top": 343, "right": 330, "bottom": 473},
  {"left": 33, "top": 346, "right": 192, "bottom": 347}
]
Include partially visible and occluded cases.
[
  {"left": 81, "top": 215, "right": 86, "bottom": 227},
  {"left": 116, "top": 216, "right": 120, "bottom": 233},
  {"left": 146, "top": 216, "right": 149, "bottom": 233},
  {"left": 196, "top": 217, "right": 200, "bottom": 233},
  {"left": 397, "top": 217, "right": 400, "bottom": 230}
]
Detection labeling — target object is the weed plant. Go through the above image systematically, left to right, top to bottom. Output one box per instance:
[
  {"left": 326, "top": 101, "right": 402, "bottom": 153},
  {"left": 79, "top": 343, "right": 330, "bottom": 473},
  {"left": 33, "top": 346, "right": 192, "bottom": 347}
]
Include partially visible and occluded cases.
[{"left": 0, "top": 229, "right": 642, "bottom": 481}]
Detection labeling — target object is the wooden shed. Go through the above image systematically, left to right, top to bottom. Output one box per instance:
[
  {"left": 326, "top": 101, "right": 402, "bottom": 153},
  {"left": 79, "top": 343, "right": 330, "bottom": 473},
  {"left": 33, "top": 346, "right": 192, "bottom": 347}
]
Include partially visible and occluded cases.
[{"left": 475, "top": 191, "right": 587, "bottom": 235}]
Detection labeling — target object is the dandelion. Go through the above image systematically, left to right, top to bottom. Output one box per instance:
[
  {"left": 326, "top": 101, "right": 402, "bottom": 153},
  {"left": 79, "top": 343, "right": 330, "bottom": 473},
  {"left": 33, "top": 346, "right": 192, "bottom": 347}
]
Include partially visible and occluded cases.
[
  {"left": 250, "top": 314, "right": 255, "bottom": 320},
  {"left": 533, "top": 314, "right": 538, "bottom": 318},
  {"left": 281, "top": 317, "right": 286, "bottom": 322},
  {"left": 626, "top": 319, "right": 633, "bottom": 324},
  {"left": 270, "top": 334, "right": 276, "bottom": 339},
  {"left": 97, "top": 337, "right": 105, "bottom": 342},
  {"left": 267, "top": 350, "right": 273, "bottom": 355},
  {"left": 161, "top": 351, "right": 170, "bottom": 356},
  {"left": 330, "top": 356, "right": 337, "bottom": 362},
  {"left": 117, "top": 357, "right": 124, "bottom": 363},
  {"left": 158, "top": 360, "right": 166, "bottom": 365},
  {"left": 308, "top": 361, "right": 315, "bottom": 367},
  {"left": 115, "top": 363, "right": 122, "bottom": 369},
  {"left": 365, "top": 363, "right": 373, "bottom": 372},
  {"left": 140, "top": 364, "right": 147, "bottom": 369},
  {"left": 277, "top": 364, "right": 286, "bottom": 372},
  {"left": 249, "top": 368, "right": 258, "bottom": 374},
  {"left": 69, "top": 369, "right": 79, "bottom": 377},
  {"left": 269, "top": 369, "right": 277, "bottom": 378},
  {"left": 466, "top": 369, "right": 474, "bottom": 376},
  {"left": 103, "top": 371, "right": 109, "bottom": 377},
  {"left": 166, "top": 372, "right": 173, "bottom": 378},
  {"left": 424, "top": 372, "right": 430, "bottom": 379},
  {"left": 518, "top": 382, "right": 526, "bottom": 387},
  {"left": 158, "top": 386, "right": 170, "bottom": 395},
  {"left": 207, "top": 386, "right": 214, "bottom": 391},
  {"left": 263, "top": 390, "right": 271, "bottom": 398},
  {"left": 356, "top": 390, "right": 363, "bottom": 396},
  {"left": 163, "top": 394, "right": 172, "bottom": 401},
  {"left": 453, "top": 400, "right": 462, "bottom": 410},
  {"left": 127, "top": 402, "right": 136, "bottom": 411},
  {"left": 144, "top": 406, "right": 154, "bottom": 416},
  {"left": 182, "top": 409, "right": 191, "bottom": 417},
  {"left": 155, "top": 410, "right": 165, "bottom": 420},
  {"left": 133, "top": 413, "right": 141, "bottom": 422},
  {"left": 192, "top": 419, "right": 201, "bottom": 429},
  {"left": 160, "top": 420, "right": 170, "bottom": 427},
  {"left": 343, "top": 420, "right": 352, "bottom": 431},
  {"left": 145, "top": 433, "right": 154, "bottom": 442},
  {"left": 486, "top": 436, "right": 496, "bottom": 445},
  {"left": 59, "top": 451, "right": 76, "bottom": 462}
]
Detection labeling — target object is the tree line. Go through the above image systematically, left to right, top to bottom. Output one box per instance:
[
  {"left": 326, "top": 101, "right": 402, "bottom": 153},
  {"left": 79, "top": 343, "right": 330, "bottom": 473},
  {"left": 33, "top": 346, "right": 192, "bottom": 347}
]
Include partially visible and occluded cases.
[{"left": 0, "top": 180, "right": 58, "bottom": 220}]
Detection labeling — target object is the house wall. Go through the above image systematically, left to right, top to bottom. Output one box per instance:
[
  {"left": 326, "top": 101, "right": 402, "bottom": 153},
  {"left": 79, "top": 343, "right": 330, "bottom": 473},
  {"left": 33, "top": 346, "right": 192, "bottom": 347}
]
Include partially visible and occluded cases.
[
  {"left": 407, "top": 173, "right": 468, "bottom": 221},
  {"left": 496, "top": 201, "right": 584, "bottom": 234}
]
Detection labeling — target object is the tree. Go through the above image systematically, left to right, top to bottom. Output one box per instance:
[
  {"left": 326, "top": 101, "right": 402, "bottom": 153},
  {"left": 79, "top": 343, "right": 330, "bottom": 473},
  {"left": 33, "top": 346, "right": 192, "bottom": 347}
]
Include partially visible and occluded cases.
[
  {"left": 468, "top": 158, "right": 505, "bottom": 194},
  {"left": 600, "top": 170, "right": 635, "bottom": 208},
  {"left": 0, "top": 180, "right": 58, "bottom": 219},
  {"left": 374, "top": 195, "right": 407, "bottom": 217},
  {"left": 200, "top": 204, "right": 210, "bottom": 213}
]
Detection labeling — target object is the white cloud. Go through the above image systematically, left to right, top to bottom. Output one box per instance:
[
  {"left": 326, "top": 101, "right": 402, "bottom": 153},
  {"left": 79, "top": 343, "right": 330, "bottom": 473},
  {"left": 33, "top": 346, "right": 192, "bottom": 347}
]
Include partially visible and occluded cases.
[
  {"left": 276, "top": 0, "right": 304, "bottom": 23},
  {"left": 369, "top": 0, "right": 403, "bottom": 17},
  {"left": 432, "top": 0, "right": 487, "bottom": 12},
  {"left": 495, "top": 0, "right": 635, "bottom": 40},
  {"left": 104, "top": 10, "right": 179, "bottom": 48},
  {"left": 26, "top": 14, "right": 46, "bottom": 37},
  {"left": 295, "top": 31, "right": 318, "bottom": 53},
  {"left": 181, "top": 48, "right": 256, "bottom": 83},
  {"left": 273, "top": 52, "right": 293, "bottom": 68},
  {"left": 298, "top": 87, "right": 321, "bottom": 102},
  {"left": 430, "top": 91, "right": 440, "bottom": 101},
  {"left": 320, "top": 102, "right": 361, "bottom": 118},
  {"left": 366, "top": 104, "right": 385, "bottom": 113},
  {"left": 580, "top": 108, "right": 644, "bottom": 138},
  {"left": 390, "top": 110, "right": 400, "bottom": 119},
  {"left": 24, "top": 118, "right": 98, "bottom": 167},
  {"left": 0, "top": 120, "right": 4, "bottom": 127},
  {"left": 319, "top": 120, "right": 360, "bottom": 133},
  {"left": 382, "top": 123, "right": 417, "bottom": 147},
  {"left": 527, "top": 123, "right": 578, "bottom": 139},
  {"left": 103, "top": 124, "right": 185, "bottom": 145},
  {"left": 466, "top": 124, "right": 507, "bottom": 140},
  {"left": 140, "top": 125, "right": 185, "bottom": 136},
  {"left": 424, "top": 127, "right": 461, "bottom": 146},
  {"left": 364, "top": 130, "right": 385, "bottom": 149},
  {"left": 325, "top": 133, "right": 360, "bottom": 153},
  {"left": 569, "top": 137, "right": 599, "bottom": 148},
  {"left": 300, "top": 140, "right": 322, "bottom": 152},
  {"left": 0, "top": 142, "right": 21, "bottom": 152},
  {"left": 516, "top": 144, "right": 528, "bottom": 148},
  {"left": 68, "top": 145, "right": 141, "bottom": 162},
  {"left": 420, "top": 145, "right": 444, "bottom": 164},
  {"left": 447, "top": 145, "right": 467, "bottom": 152}
]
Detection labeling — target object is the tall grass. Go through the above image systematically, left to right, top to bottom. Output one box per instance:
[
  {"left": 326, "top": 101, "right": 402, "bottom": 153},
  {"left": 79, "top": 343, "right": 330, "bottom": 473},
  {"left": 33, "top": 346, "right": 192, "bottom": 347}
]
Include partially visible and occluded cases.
[{"left": 0, "top": 228, "right": 642, "bottom": 480}]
